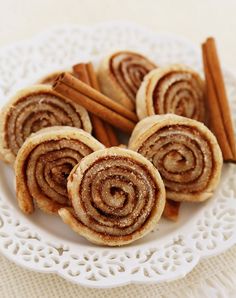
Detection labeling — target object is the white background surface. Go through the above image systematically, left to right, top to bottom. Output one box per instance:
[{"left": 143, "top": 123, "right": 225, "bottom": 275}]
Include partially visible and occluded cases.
[
  {"left": 0, "top": 0, "right": 236, "bottom": 297},
  {"left": 1, "top": 0, "right": 236, "bottom": 69}
]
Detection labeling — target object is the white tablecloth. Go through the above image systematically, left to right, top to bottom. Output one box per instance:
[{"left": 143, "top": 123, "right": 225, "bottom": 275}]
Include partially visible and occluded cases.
[
  {"left": 1, "top": 0, "right": 236, "bottom": 297},
  {"left": 1, "top": 247, "right": 236, "bottom": 297}
]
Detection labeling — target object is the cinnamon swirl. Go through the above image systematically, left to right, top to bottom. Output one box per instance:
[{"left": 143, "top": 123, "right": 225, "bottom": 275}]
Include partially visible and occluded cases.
[
  {"left": 98, "top": 51, "right": 156, "bottom": 111},
  {"left": 136, "top": 65, "right": 205, "bottom": 122},
  {"left": 0, "top": 85, "right": 92, "bottom": 164},
  {"left": 129, "top": 114, "right": 222, "bottom": 202},
  {"left": 15, "top": 126, "right": 104, "bottom": 214},
  {"left": 59, "top": 147, "right": 166, "bottom": 246}
]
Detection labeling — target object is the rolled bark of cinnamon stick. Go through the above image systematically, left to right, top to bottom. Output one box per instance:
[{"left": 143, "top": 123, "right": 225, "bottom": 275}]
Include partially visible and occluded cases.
[
  {"left": 202, "top": 37, "right": 236, "bottom": 162},
  {"left": 73, "top": 63, "right": 112, "bottom": 147},
  {"left": 85, "top": 63, "right": 119, "bottom": 146},
  {"left": 73, "top": 64, "right": 90, "bottom": 84},
  {"left": 53, "top": 72, "right": 137, "bottom": 133},
  {"left": 55, "top": 72, "right": 138, "bottom": 122},
  {"left": 89, "top": 115, "right": 111, "bottom": 147},
  {"left": 104, "top": 122, "right": 119, "bottom": 146}
]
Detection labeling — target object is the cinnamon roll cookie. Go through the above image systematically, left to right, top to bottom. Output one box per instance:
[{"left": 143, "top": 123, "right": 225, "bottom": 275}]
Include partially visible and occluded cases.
[
  {"left": 98, "top": 51, "right": 156, "bottom": 111},
  {"left": 136, "top": 65, "right": 205, "bottom": 122},
  {"left": 0, "top": 85, "right": 92, "bottom": 164},
  {"left": 129, "top": 114, "right": 223, "bottom": 202},
  {"left": 15, "top": 126, "right": 104, "bottom": 215},
  {"left": 59, "top": 147, "right": 166, "bottom": 246}
]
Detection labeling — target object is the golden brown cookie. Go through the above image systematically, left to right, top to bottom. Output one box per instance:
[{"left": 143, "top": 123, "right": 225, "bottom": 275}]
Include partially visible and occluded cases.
[
  {"left": 98, "top": 51, "right": 156, "bottom": 111},
  {"left": 136, "top": 65, "right": 205, "bottom": 122},
  {"left": 0, "top": 85, "right": 92, "bottom": 164},
  {"left": 129, "top": 114, "right": 222, "bottom": 202},
  {"left": 15, "top": 126, "right": 104, "bottom": 215},
  {"left": 59, "top": 147, "right": 166, "bottom": 246}
]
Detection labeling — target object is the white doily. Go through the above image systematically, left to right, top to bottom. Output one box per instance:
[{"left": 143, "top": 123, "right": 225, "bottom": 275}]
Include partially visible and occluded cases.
[{"left": 0, "top": 22, "right": 236, "bottom": 288}]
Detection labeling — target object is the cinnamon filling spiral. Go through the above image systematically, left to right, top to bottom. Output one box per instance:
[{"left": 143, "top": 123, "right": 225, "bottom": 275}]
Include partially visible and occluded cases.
[
  {"left": 110, "top": 52, "right": 156, "bottom": 101},
  {"left": 136, "top": 65, "right": 205, "bottom": 122},
  {"left": 153, "top": 72, "right": 204, "bottom": 120},
  {"left": 1, "top": 86, "right": 91, "bottom": 163},
  {"left": 7, "top": 93, "right": 89, "bottom": 154},
  {"left": 129, "top": 115, "right": 222, "bottom": 202},
  {"left": 139, "top": 126, "right": 212, "bottom": 194},
  {"left": 15, "top": 127, "right": 104, "bottom": 214},
  {"left": 26, "top": 139, "right": 92, "bottom": 206},
  {"left": 63, "top": 148, "right": 165, "bottom": 246},
  {"left": 76, "top": 157, "right": 157, "bottom": 235}
]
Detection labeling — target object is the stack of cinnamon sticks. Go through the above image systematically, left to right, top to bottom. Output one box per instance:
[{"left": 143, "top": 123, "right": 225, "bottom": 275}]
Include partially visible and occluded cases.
[
  {"left": 202, "top": 37, "right": 236, "bottom": 162},
  {"left": 73, "top": 63, "right": 119, "bottom": 147},
  {"left": 53, "top": 71, "right": 138, "bottom": 139}
]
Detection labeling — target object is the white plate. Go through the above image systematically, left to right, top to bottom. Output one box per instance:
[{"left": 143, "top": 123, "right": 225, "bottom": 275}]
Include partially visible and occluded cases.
[{"left": 0, "top": 22, "right": 236, "bottom": 288}]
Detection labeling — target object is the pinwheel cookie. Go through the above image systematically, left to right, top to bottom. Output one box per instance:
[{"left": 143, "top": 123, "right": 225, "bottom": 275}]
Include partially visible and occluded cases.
[
  {"left": 98, "top": 51, "right": 156, "bottom": 111},
  {"left": 136, "top": 65, "right": 206, "bottom": 122},
  {"left": 0, "top": 85, "right": 92, "bottom": 164},
  {"left": 129, "top": 114, "right": 223, "bottom": 202},
  {"left": 15, "top": 126, "right": 104, "bottom": 215},
  {"left": 59, "top": 147, "right": 166, "bottom": 246}
]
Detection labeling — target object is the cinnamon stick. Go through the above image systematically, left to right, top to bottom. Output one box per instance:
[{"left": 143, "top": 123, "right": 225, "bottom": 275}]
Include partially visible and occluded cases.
[
  {"left": 202, "top": 37, "right": 236, "bottom": 162},
  {"left": 73, "top": 63, "right": 112, "bottom": 147},
  {"left": 84, "top": 63, "right": 119, "bottom": 147},
  {"left": 85, "top": 63, "right": 100, "bottom": 90},
  {"left": 73, "top": 64, "right": 91, "bottom": 84},
  {"left": 53, "top": 73, "right": 136, "bottom": 133},
  {"left": 55, "top": 73, "right": 138, "bottom": 123},
  {"left": 89, "top": 115, "right": 111, "bottom": 147},
  {"left": 104, "top": 123, "right": 119, "bottom": 146}
]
